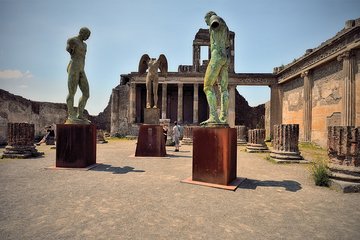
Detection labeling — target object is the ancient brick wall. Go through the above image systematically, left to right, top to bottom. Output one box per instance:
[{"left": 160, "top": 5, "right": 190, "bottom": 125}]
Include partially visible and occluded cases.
[
  {"left": 311, "top": 59, "right": 343, "bottom": 147},
  {"left": 282, "top": 76, "right": 304, "bottom": 139},
  {"left": 110, "top": 84, "right": 130, "bottom": 136}
]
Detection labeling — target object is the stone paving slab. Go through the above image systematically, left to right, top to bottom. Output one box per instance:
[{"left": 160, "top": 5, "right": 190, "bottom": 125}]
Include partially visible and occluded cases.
[{"left": 0, "top": 140, "right": 360, "bottom": 240}]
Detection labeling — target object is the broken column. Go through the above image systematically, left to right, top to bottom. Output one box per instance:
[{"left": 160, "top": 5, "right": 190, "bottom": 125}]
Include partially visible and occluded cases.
[
  {"left": 2, "top": 123, "right": 43, "bottom": 158},
  {"left": 270, "top": 124, "right": 303, "bottom": 162},
  {"left": 182, "top": 125, "right": 198, "bottom": 145},
  {"left": 235, "top": 125, "right": 247, "bottom": 145},
  {"left": 328, "top": 126, "right": 360, "bottom": 192},
  {"left": 246, "top": 129, "right": 268, "bottom": 152}
]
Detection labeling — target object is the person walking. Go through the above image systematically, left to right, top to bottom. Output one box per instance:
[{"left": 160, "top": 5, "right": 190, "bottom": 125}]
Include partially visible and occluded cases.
[{"left": 172, "top": 121, "right": 180, "bottom": 152}]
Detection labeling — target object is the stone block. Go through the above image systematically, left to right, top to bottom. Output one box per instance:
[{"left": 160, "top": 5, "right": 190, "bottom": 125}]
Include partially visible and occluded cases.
[{"left": 144, "top": 108, "right": 160, "bottom": 124}]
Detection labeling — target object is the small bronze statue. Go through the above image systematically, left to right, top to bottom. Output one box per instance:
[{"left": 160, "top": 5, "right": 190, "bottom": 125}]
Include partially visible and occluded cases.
[{"left": 138, "top": 54, "right": 168, "bottom": 108}]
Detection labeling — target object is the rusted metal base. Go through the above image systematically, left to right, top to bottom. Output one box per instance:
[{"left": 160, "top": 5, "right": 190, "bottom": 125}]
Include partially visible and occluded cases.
[
  {"left": 56, "top": 124, "right": 96, "bottom": 168},
  {"left": 135, "top": 124, "right": 166, "bottom": 157},
  {"left": 192, "top": 127, "right": 237, "bottom": 186},
  {"left": 181, "top": 177, "right": 246, "bottom": 191}
]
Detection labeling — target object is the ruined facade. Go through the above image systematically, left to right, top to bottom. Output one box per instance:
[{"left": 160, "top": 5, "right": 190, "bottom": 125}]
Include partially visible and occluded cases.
[
  {"left": 112, "top": 19, "right": 360, "bottom": 148},
  {"left": 111, "top": 29, "right": 275, "bottom": 136}
]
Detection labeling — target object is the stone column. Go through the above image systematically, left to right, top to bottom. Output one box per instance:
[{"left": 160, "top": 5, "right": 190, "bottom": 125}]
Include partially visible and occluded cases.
[
  {"left": 193, "top": 45, "right": 200, "bottom": 72},
  {"left": 338, "top": 51, "right": 356, "bottom": 126},
  {"left": 302, "top": 71, "right": 312, "bottom": 142},
  {"left": 129, "top": 82, "right": 136, "bottom": 123},
  {"left": 161, "top": 83, "right": 167, "bottom": 119},
  {"left": 177, "top": 83, "right": 183, "bottom": 123},
  {"left": 193, "top": 83, "right": 199, "bottom": 124},
  {"left": 269, "top": 84, "right": 282, "bottom": 139},
  {"left": 228, "top": 85, "right": 236, "bottom": 127},
  {"left": 110, "top": 88, "right": 119, "bottom": 135},
  {"left": 2, "top": 123, "right": 43, "bottom": 158},
  {"left": 270, "top": 124, "right": 304, "bottom": 162},
  {"left": 182, "top": 125, "right": 199, "bottom": 145},
  {"left": 235, "top": 125, "right": 247, "bottom": 145},
  {"left": 327, "top": 126, "right": 360, "bottom": 192},
  {"left": 246, "top": 129, "right": 269, "bottom": 153}
]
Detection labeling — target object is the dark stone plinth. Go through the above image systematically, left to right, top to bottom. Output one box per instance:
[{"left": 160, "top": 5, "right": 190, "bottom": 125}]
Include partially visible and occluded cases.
[
  {"left": 144, "top": 108, "right": 160, "bottom": 124},
  {"left": 1, "top": 123, "right": 43, "bottom": 159},
  {"left": 56, "top": 124, "right": 96, "bottom": 168},
  {"left": 135, "top": 124, "right": 166, "bottom": 157},
  {"left": 270, "top": 124, "right": 303, "bottom": 162},
  {"left": 192, "top": 127, "right": 237, "bottom": 185},
  {"left": 246, "top": 129, "right": 268, "bottom": 153}
]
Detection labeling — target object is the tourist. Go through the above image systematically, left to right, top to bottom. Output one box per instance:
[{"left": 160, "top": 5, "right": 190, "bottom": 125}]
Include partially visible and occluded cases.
[{"left": 172, "top": 121, "right": 180, "bottom": 152}]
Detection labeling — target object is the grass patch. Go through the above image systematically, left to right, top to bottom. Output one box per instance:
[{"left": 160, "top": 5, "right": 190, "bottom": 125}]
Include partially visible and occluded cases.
[
  {"left": 299, "top": 142, "right": 330, "bottom": 187},
  {"left": 310, "top": 160, "right": 330, "bottom": 187}
]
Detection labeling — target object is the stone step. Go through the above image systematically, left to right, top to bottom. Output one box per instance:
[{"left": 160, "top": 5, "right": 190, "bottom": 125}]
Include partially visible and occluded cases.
[{"left": 329, "top": 172, "right": 360, "bottom": 183}]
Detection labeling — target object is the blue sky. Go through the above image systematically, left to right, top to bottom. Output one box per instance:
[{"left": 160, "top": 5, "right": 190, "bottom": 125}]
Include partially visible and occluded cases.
[{"left": 0, "top": 0, "right": 359, "bottom": 115}]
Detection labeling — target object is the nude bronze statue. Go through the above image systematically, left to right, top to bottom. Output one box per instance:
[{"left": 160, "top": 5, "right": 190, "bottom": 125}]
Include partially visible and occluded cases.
[
  {"left": 201, "top": 11, "right": 230, "bottom": 126},
  {"left": 65, "top": 27, "right": 91, "bottom": 124},
  {"left": 138, "top": 54, "right": 168, "bottom": 108}
]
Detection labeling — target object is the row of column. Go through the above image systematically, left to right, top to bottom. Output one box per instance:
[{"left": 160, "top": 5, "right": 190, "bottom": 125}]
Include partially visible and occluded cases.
[
  {"left": 273, "top": 50, "right": 356, "bottom": 142},
  {"left": 128, "top": 82, "right": 236, "bottom": 126}
]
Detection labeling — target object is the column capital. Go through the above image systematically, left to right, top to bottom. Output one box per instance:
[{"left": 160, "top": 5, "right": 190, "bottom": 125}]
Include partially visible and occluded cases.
[
  {"left": 337, "top": 50, "right": 355, "bottom": 62},
  {"left": 301, "top": 70, "right": 310, "bottom": 78}
]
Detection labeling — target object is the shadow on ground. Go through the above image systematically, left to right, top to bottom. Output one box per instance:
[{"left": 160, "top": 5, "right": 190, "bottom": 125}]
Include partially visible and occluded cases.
[
  {"left": 90, "top": 164, "right": 145, "bottom": 174},
  {"left": 238, "top": 178, "right": 302, "bottom": 192}
]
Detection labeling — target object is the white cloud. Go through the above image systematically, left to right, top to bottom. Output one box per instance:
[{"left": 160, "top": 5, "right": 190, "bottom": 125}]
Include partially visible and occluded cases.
[
  {"left": 0, "top": 69, "right": 33, "bottom": 79},
  {"left": 19, "top": 85, "right": 28, "bottom": 89}
]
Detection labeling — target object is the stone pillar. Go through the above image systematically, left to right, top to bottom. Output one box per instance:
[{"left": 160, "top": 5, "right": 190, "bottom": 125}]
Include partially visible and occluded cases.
[
  {"left": 193, "top": 45, "right": 200, "bottom": 72},
  {"left": 338, "top": 51, "right": 356, "bottom": 126},
  {"left": 302, "top": 71, "right": 312, "bottom": 142},
  {"left": 129, "top": 82, "right": 136, "bottom": 123},
  {"left": 161, "top": 83, "right": 167, "bottom": 119},
  {"left": 177, "top": 83, "right": 183, "bottom": 123},
  {"left": 193, "top": 83, "right": 199, "bottom": 124},
  {"left": 269, "top": 84, "right": 282, "bottom": 140},
  {"left": 228, "top": 85, "right": 236, "bottom": 127},
  {"left": 110, "top": 88, "right": 119, "bottom": 135},
  {"left": 2, "top": 123, "right": 43, "bottom": 158},
  {"left": 270, "top": 124, "right": 304, "bottom": 162},
  {"left": 182, "top": 125, "right": 200, "bottom": 145},
  {"left": 235, "top": 125, "right": 247, "bottom": 145},
  {"left": 328, "top": 126, "right": 360, "bottom": 192},
  {"left": 246, "top": 129, "right": 269, "bottom": 153}
]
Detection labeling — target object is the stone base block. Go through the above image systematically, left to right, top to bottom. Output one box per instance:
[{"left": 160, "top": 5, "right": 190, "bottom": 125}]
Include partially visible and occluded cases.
[
  {"left": 144, "top": 108, "right": 160, "bottom": 124},
  {"left": 56, "top": 124, "right": 96, "bottom": 168},
  {"left": 135, "top": 124, "right": 166, "bottom": 157},
  {"left": 192, "top": 127, "right": 237, "bottom": 186},
  {"left": 181, "top": 138, "right": 193, "bottom": 145},
  {"left": 237, "top": 140, "right": 247, "bottom": 145},
  {"left": 246, "top": 143, "right": 269, "bottom": 153},
  {"left": 2, "top": 145, "right": 44, "bottom": 159},
  {"left": 270, "top": 150, "right": 303, "bottom": 161},
  {"left": 330, "top": 179, "right": 360, "bottom": 193}
]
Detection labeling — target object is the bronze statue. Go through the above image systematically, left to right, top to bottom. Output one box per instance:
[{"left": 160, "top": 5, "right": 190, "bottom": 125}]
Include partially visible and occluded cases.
[
  {"left": 201, "top": 11, "right": 230, "bottom": 126},
  {"left": 65, "top": 27, "right": 91, "bottom": 124},
  {"left": 138, "top": 54, "right": 168, "bottom": 108}
]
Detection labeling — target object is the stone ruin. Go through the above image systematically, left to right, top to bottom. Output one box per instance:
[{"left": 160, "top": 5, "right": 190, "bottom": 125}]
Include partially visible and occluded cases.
[
  {"left": 2, "top": 123, "right": 43, "bottom": 158},
  {"left": 327, "top": 126, "right": 360, "bottom": 192},
  {"left": 246, "top": 129, "right": 269, "bottom": 153}
]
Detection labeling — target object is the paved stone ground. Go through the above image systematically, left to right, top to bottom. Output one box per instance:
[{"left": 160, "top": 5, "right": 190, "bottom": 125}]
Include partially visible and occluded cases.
[{"left": 0, "top": 140, "right": 359, "bottom": 240}]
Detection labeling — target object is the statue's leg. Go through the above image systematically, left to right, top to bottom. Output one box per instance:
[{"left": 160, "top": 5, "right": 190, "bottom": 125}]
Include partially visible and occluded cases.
[
  {"left": 200, "top": 57, "right": 223, "bottom": 125},
  {"left": 219, "top": 63, "right": 229, "bottom": 123},
  {"left": 66, "top": 70, "right": 79, "bottom": 119},
  {"left": 77, "top": 72, "right": 90, "bottom": 120},
  {"left": 146, "top": 77, "right": 151, "bottom": 108},
  {"left": 153, "top": 78, "right": 158, "bottom": 108}
]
